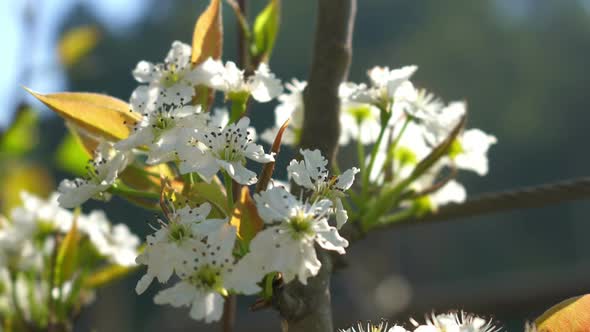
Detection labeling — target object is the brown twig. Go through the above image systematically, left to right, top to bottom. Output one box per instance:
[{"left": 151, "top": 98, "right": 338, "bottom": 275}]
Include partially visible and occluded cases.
[
  {"left": 237, "top": 0, "right": 249, "bottom": 70},
  {"left": 221, "top": 295, "right": 236, "bottom": 332}
]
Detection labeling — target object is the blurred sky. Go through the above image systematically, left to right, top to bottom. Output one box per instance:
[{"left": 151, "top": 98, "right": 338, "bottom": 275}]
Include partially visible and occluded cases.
[
  {"left": 0, "top": 0, "right": 149, "bottom": 127},
  {"left": 2, "top": 0, "right": 590, "bottom": 127}
]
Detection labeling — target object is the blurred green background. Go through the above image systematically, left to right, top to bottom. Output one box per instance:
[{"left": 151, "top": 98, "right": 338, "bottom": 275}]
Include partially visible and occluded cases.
[{"left": 1, "top": 0, "right": 590, "bottom": 330}]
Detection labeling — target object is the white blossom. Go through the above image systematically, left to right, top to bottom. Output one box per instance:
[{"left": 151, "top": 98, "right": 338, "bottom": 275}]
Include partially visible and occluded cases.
[
  {"left": 131, "top": 41, "right": 199, "bottom": 113},
  {"left": 209, "top": 61, "right": 283, "bottom": 102},
  {"left": 352, "top": 65, "right": 418, "bottom": 105},
  {"left": 261, "top": 79, "right": 306, "bottom": 146},
  {"left": 261, "top": 80, "right": 381, "bottom": 146},
  {"left": 392, "top": 81, "right": 445, "bottom": 121},
  {"left": 339, "top": 82, "right": 383, "bottom": 145},
  {"left": 417, "top": 101, "right": 466, "bottom": 146},
  {"left": 116, "top": 105, "right": 208, "bottom": 164},
  {"left": 178, "top": 117, "right": 274, "bottom": 185},
  {"left": 452, "top": 129, "right": 497, "bottom": 176},
  {"left": 58, "top": 141, "right": 132, "bottom": 208},
  {"left": 287, "top": 149, "right": 358, "bottom": 228},
  {"left": 231, "top": 187, "right": 348, "bottom": 289},
  {"left": 8, "top": 192, "right": 141, "bottom": 268},
  {"left": 14, "top": 192, "right": 75, "bottom": 233},
  {"left": 135, "top": 202, "right": 230, "bottom": 294},
  {"left": 81, "top": 211, "right": 140, "bottom": 267},
  {"left": 0, "top": 217, "right": 40, "bottom": 270},
  {"left": 152, "top": 222, "right": 246, "bottom": 323},
  {"left": 413, "top": 312, "right": 500, "bottom": 332},
  {"left": 340, "top": 322, "right": 409, "bottom": 332}
]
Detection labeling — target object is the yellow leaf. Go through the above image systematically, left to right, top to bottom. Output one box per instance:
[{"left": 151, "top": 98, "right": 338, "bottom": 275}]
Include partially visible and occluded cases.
[
  {"left": 191, "top": 0, "right": 223, "bottom": 65},
  {"left": 58, "top": 25, "right": 101, "bottom": 67},
  {"left": 24, "top": 88, "right": 141, "bottom": 141},
  {"left": 0, "top": 162, "right": 53, "bottom": 214},
  {"left": 230, "top": 186, "right": 263, "bottom": 244},
  {"left": 56, "top": 214, "right": 80, "bottom": 285},
  {"left": 84, "top": 264, "right": 139, "bottom": 289},
  {"left": 536, "top": 294, "right": 590, "bottom": 332}
]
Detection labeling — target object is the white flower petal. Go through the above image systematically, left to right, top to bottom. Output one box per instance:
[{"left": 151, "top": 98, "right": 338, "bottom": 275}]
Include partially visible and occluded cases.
[
  {"left": 132, "top": 61, "right": 156, "bottom": 83},
  {"left": 248, "top": 63, "right": 283, "bottom": 102},
  {"left": 287, "top": 159, "right": 315, "bottom": 189},
  {"left": 217, "top": 160, "right": 258, "bottom": 185},
  {"left": 335, "top": 167, "right": 360, "bottom": 190},
  {"left": 254, "top": 187, "right": 298, "bottom": 223},
  {"left": 313, "top": 219, "right": 348, "bottom": 254},
  {"left": 135, "top": 274, "right": 154, "bottom": 295},
  {"left": 154, "top": 280, "right": 196, "bottom": 307},
  {"left": 189, "top": 291, "right": 224, "bottom": 323}
]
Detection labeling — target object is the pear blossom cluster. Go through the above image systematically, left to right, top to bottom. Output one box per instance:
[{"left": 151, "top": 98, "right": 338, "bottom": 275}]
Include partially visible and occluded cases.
[
  {"left": 49, "top": 39, "right": 497, "bottom": 324},
  {"left": 49, "top": 41, "right": 357, "bottom": 322},
  {"left": 263, "top": 65, "right": 496, "bottom": 212},
  {"left": 0, "top": 192, "right": 139, "bottom": 329},
  {"left": 340, "top": 312, "right": 501, "bottom": 332}
]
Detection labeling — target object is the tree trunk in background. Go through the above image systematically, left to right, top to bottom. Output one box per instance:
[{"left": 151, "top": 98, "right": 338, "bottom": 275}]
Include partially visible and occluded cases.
[{"left": 276, "top": 1, "right": 356, "bottom": 331}]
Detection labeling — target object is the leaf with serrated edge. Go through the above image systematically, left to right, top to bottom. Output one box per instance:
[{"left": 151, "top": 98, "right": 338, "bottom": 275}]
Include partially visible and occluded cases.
[
  {"left": 191, "top": 0, "right": 223, "bottom": 65},
  {"left": 24, "top": 88, "right": 141, "bottom": 141}
]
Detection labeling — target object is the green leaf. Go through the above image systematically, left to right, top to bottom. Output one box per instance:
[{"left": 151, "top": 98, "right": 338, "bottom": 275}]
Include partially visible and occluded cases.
[
  {"left": 251, "top": 0, "right": 280, "bottom": 61},
  {"left": 0, "top": 105, "right": 39, "bottom": 157},
  {"left": 55, "top": 132, "right": 91, "bottom": 177},
  {"left": 185, "top": 180, "right": 230, "bottom": 217},
  {"left": 535, "top": 294, "right": 590, "bottom": 332}
]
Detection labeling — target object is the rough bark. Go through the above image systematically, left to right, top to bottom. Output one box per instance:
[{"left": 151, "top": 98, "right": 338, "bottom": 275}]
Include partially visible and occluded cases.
[{"left": 275, "top": 1, "right": 356, "bottom": 332}]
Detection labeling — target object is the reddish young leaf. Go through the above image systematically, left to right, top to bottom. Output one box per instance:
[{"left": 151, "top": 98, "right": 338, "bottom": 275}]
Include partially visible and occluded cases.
[{"left": 255, "top": 118, "right": 290, "bottom": 193}]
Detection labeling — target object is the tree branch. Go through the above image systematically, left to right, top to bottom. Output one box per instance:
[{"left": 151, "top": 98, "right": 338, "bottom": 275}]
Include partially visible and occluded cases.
[
  {"left": 298, "top": 0, "right": 356, "bottom": 161},
  {"left": 275, "top": 1, "right": 356, "bottom": 332},
  {"left": 343, "top": 177, "right": 590, "bottom": 242}
]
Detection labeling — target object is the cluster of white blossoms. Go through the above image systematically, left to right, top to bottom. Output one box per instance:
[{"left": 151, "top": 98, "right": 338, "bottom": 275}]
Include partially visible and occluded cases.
[
  {"left": 51, "top": 39, "right": 497, "bottom": 324},
  {"left": 51, "top": 41, "right": 358, "bottom": 323},
  {"left": 58, "top": 41, "right": 283, "bottom": 207},
  {"left": 263, "top": 65, "right": 496, "bottom": 212},
  {"left": 134, "top": 148, "right": 355, "bottom": 321},
  {"left": 0, "top": 192, "right": 139, "bottom": 328},
  {"left": 340, "top": 312, "right": 501, "bottom": 332}
]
